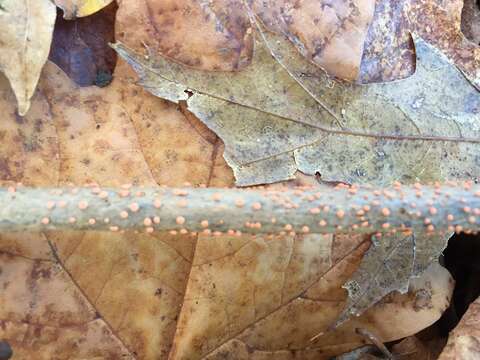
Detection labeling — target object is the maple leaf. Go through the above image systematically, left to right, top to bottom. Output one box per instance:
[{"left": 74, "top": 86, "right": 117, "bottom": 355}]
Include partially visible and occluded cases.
[{"left": 0, "top": 59, "right": 452, "bottom": 358}]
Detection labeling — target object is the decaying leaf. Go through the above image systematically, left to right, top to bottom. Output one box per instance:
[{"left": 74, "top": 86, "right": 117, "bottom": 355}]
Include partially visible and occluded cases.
[
  {"left": 0, "top": 0, "right": 56, "bottom": 116},
  {"left": 54, "top": 0, "right": 114, "bottom": 19},
  {"left": 115, "top": 0, "right": 254, "bottom": 71},
  {"left": 251, "top": 0, "right": 376, "bottom": 80},
  {"left": 359, "top": 0, "right": 480, "bottom": 88},
  {"left": 49, "top": 1, "right": 118, "bottom": 86},
  {"left": 251, "top": 15, "right": 458, "bottom": 328},
  {"left": 114, "top": 29, "right": 480, "bottom": 187},
  {"left": 0, "top": 58, "right": 226, "bottom": 358},
  {"left": 0, "top": 74, "right": 59, "bottom": 185},
  {"left": 335, "top": 231, "right": 449, "bottom": 327},
  {"left": 0, "top": 239, "right": 133, "bottom": 359},
  {"left": 172, "top": 252, "right": 452, "bottom": 359},
  {"left": 438, "top": 294, "right": 480, "bottom": 359}
]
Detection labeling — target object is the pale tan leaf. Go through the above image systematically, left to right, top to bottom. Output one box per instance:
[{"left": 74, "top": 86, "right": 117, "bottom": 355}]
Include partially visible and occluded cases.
[
  {"left": 0, "top": 0, "right": 56, "bottom": 116},
  {"left": 359, "top": 0, "right": 480, "bottom": 88},
  {"left": 114, "top": 30, "right": 480, "bottom": 188},
  {"left": 171, "top": 236, "right": 452, "bottom": 360}
]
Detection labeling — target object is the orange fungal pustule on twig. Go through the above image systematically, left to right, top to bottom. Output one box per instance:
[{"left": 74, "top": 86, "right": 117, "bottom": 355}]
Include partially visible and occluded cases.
[{"left": 1, "top": 182, "right": 480, "bottom": 236}]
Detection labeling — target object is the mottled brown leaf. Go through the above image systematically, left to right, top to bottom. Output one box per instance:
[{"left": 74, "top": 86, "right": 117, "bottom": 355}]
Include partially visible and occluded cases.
[
  {"left": 115, "top": 0, "right": 254, "bottom": 71},
  {"left": 251, "top": 0, "right": 375, "bottom": 80},
  {"left": 359, "top": 0, "right": 480, "bottom": 88},
  {"left": 114, "top": 29, "right": 480, "bottom": 187},
  {"left": 0, "top": 59, "right": 228, "bottom": 358},
  {"left": 0, "top": 74, "right": 59, "bottom": 185},
  {"left": 0, "top": 244, "right": 133, "bottom": 359}
]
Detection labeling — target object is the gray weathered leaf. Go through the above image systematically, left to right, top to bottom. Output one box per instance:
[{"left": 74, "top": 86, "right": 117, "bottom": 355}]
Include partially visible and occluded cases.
[
  {"left": 113, "top": 31, "right": 480, "bottom": 188},
  {"left": 335, "top": 230, "right": 450, "bottom": 327}
]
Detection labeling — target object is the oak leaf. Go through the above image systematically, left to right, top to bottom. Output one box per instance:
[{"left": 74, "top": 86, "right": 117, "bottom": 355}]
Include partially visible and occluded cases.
[
  {"left": 251, "top": 0, "right": 375, "bottom": 80},
  {"left": 114, "top": 30, "right": 480, "bottom": 187}
]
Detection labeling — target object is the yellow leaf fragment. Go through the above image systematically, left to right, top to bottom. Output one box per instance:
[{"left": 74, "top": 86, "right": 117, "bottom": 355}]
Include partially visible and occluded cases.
[{"left": 54, "top": 0, "right": 114, "bottom": 19}]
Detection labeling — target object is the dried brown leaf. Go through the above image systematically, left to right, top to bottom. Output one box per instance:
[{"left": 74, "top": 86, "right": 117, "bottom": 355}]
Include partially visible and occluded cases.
[
  {"left": 115, "top": 0, "right": 254, "bottom": 71},
  {"left": 251, "top": 0, "right": 375, "bottom": 80},
  {"left": 0, "top": 63, "right": 453, "bottom": 357},
  {"left": 0, "top": 244, "right": 133, "bottom": 359},
  {"left": 439, "top": 294, "right": 480, "bottom": 359}
]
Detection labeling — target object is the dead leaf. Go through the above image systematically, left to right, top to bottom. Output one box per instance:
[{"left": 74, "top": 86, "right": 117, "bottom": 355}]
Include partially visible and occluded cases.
[
  {"left": 0, "top": 0, "right": 56, "bottom": 116},
  {"left": 54, "top": 0, "right": 114, "bottom": 19},
  {"left": 115, "top": 0, "right": 254, "bottom": 71},
  {"left": 251, "top": 0, "right": 376, "bottom": 80},
  {"left": 359, "top": 0, "right": 480, "bottom": 88},
  {"left": 49, "top": 1, "right": 118, "bottom": 87},
  {"left": 114, "top": 15, "right": 469, "bottom": 330},
  {"left": 114, "top": 28, "right": 480, "bottom": 188},
  {"left": 0, "top": 59, "right": 453, "bottom": 358},
  {"left": 40, "top": 60, "right": 223, "bottom": 358},
  {"left": 0, "top": 73, "right": 59, "bottom": 185},
  {"left": 335, "top": 231, "right": 450, "bottom": 327},
  {"left": 0, "top": 241, "right": 133, "bottom": 359},
  {"left": 172, "top": 248, "right": 452, "bottom": 359},
  {"left": 438, "top": 294, "right": 480, "bottom": 359}
]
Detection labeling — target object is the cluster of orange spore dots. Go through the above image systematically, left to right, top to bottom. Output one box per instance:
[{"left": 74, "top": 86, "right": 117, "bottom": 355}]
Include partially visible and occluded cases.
[{"left": 15, "top": 179, "right": 479, "bottom": 236}]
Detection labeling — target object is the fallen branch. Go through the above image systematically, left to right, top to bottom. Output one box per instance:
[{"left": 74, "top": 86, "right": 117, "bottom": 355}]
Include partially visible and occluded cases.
[{"left": 0, "top": 182, "right": 478, "bottom": 235}]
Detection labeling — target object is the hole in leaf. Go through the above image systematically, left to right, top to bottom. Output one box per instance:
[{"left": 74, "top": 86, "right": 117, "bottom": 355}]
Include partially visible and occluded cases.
[{"left": 49, "top": 2, "right": 118, "bottom": 87}]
